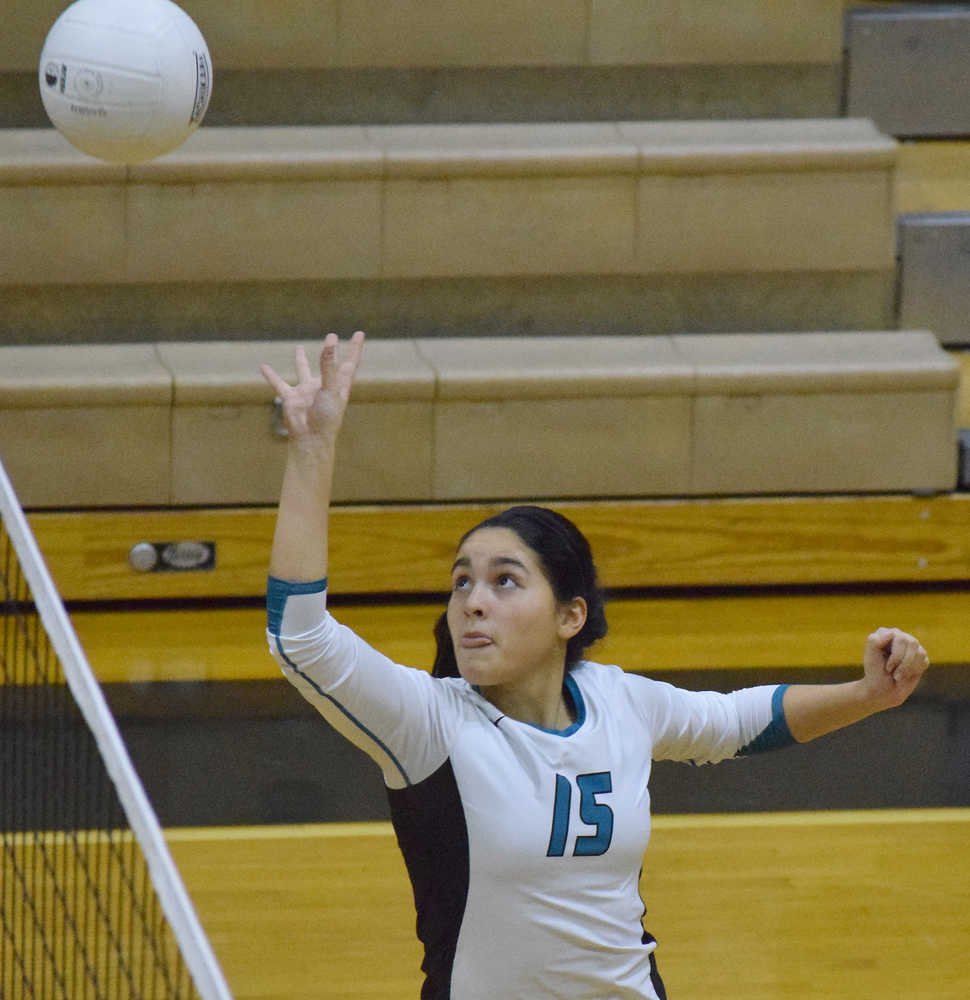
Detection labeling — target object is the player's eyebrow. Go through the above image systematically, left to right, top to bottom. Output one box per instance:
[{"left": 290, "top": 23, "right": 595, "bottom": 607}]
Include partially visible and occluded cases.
[{"left": 451, "top": 555, "right": 529, "bottom": 574}]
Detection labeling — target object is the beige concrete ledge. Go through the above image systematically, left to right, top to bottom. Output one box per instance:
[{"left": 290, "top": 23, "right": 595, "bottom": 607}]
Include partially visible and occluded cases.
[
  {"left": 336, "top": 0, "right": 589, "bottom": 69},
  {"left": 6, "top": 1, "right": 854, "bottom": 73},
  {"left": 589, "top": 1, "right": 853, "bottom": 67},
  {"left": 0, "top": 119, "right": 893, "bottom": 186},
  {"left": 618, "top": 119, "right": 896, "bottom": 174},
  {"left": 0, "top": 120, "right": 896, "bottom": 285},
  {"left": 625, "top": 120, "right": 897, "bottom": 275},
  {"left": 374, "top": 122, "right": 640, "bottom": 178},
  {"left": 0, "top": 127, "right": 384, "bottom": 186},
  {"left": 128, "top": 127, "right": 385, "bottom": 183},
  {"left": 0, "top": 129, "right": 128, "bottom": 185},
  {"left": 637, "top": 172, "right": 895, "bottom": 275},
  {"left": 382, "top": 173, "right": 638, "bottom": 279},
  {"left": 125, "top": 177, "right": 383, "bottom": 284},
  {"left": 2, "top": 183, "right": 128, "bottom": 284},
  {"left": 0, "top": 330, "right": 958, "bottom": 507},
  {"left": 673, "top": 331, "right": 960, "bottom": 395},
  {"left": 676, "top": 331, "right": 960, "bottom": 494},
  {"left": 415, "top": 334, "right": 693, "bottom": 400},
  {"left": 418, "top": 336, "right": 694, "bottom": 498},
  {"left": 156, "top": 339, "right": 436, "bottom": 505},
  {"left": 157, "top": 339, "right": 433, "bottom": 405},
  {"left": 0, "top": 344, "right": 172, "bottom": 408},
  {"left": 0, "top": 345, "right": 173, "bottom": 507}
]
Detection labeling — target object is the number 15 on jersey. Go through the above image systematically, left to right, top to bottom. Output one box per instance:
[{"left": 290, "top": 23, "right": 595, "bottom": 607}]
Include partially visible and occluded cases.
[{"left": 547, "top": 771, "right": 614, "bottom": 858}]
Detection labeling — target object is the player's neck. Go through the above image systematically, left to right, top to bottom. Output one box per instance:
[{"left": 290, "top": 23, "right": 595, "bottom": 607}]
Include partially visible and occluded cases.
[{"left": 480, "top": 672, "right": 575, "bottom": 730}]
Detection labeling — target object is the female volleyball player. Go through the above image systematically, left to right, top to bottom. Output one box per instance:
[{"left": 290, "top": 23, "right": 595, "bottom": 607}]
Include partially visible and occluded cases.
[{"left": 261, "top": 332, "right": 930, "bottom": 1000}]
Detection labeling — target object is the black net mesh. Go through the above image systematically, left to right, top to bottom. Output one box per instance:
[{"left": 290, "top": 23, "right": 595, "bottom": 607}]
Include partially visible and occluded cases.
[{"left": 1, "top": 516, "right": 201, "bottom": 1000}]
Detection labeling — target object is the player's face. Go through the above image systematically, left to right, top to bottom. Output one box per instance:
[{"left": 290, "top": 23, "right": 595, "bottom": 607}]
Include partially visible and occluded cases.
[{"left": 447, "top": 527, "right": 578, "bottom": 690}]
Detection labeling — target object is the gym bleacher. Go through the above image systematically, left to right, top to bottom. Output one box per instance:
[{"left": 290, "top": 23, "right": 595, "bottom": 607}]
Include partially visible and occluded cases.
[{"left": 2, "top": 2, "right": 969, "bottom": 998}]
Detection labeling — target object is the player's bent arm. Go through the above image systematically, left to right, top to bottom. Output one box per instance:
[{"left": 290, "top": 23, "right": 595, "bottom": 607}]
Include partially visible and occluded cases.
[
  {"left": 782, "top": 627, "right": 929, "bottom": 744},
  {"left": 634, "top": 675, "right": 793, "bottom": 763},
  {"left": 782, "top": 680, "right": 876, "bottom": 744}
]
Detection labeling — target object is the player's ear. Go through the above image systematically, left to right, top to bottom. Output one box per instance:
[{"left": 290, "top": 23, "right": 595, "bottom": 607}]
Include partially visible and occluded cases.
[{"left": 558, "top": 597, "right": 587, "bottom": 641}]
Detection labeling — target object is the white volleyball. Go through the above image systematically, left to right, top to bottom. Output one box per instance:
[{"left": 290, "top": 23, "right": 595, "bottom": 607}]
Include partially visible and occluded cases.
[{"left": 38, "top": 0, "right": 213, "bottom": 164}]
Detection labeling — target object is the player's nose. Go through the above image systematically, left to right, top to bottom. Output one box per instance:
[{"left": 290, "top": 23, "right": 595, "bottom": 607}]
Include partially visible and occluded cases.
[{"left": 463, "top": 581, "right": 488, "bottom": 616}]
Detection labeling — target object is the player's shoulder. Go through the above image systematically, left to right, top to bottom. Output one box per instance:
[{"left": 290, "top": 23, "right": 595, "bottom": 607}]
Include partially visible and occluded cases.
[
  {"left": 571, "top": 658, "right": 647, "bottom": 700},
  {"left": 573, "top": 658, "right": 643, "bottom": 685},
  {"left": 572, "top": 659, "right": 670, "bottom": 713},
  {"left": 573, "top": 659, "right": 622, "bottom": 681},
  {"left": 437, "top": 674, "right": 474, "bottom": 698}
]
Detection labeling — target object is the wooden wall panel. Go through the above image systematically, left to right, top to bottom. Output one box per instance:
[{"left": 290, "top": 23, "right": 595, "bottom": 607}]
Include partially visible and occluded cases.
[
  {"left": 33, "top": 494, "right": 970, "bottom": 602},
  {"left": 73, "top": 585, "right": 970, "bottom": 684}
]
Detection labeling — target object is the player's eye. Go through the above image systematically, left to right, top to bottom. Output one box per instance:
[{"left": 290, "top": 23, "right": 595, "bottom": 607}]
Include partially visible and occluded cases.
[
  {"left": 496, "top": 573, "right": 519, "bottom": 588},
  {"left": 452, "top": 574, "right": 471, "bottom": 591}
]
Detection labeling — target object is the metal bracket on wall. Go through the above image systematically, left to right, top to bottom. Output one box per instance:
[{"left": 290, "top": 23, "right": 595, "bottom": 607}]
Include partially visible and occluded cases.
[{"left": 128, "top": 541, "right": 216, "bottom": 573}]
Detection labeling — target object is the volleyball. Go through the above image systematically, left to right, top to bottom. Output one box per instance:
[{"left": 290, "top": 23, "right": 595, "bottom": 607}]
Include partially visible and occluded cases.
[{"left": 38, "top": 0, "right": 213, "bottom": 164}]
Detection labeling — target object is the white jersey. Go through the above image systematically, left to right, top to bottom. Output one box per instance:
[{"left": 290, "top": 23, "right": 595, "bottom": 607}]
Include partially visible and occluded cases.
[{"left": 267, "top": 578, "right": 793, "bottom": 1000}]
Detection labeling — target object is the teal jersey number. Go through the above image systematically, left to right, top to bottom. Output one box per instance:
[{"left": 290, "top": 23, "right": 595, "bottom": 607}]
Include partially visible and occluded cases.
[{"left": 546, "top": 771, "right": 614, "bottom": 858}]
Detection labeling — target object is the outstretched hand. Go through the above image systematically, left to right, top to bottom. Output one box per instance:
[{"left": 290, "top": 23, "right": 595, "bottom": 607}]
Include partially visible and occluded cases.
[
  {"left": 260, "top": 331, "right": 365, "bottom": 450},
  {"left": 862, "top": 627, "right": 930, "bottom": 710}
]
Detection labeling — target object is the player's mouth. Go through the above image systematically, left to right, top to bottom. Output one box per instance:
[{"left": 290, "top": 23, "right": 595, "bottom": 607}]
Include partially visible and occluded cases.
[{"left": 460, "top": 632, "right": 493, "bottom": 648}]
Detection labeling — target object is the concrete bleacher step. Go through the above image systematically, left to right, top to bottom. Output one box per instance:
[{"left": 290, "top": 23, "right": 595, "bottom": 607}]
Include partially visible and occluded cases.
[
  {"left": 5, "top": 1, "right": 854, "bottom": 128},
  {"left": 0, "top": 119, "right": 897, "bottom": 343},
  {"left": 0, "top": 330, "right": 957, "bottom": 508}
]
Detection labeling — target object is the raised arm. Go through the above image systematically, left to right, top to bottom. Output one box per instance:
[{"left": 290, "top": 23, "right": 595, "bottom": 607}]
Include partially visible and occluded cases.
[
  {"left": 260, "top": 331, "right": 365, "bottom": 583},
  {"left": 261, "top": 331, "right": 461, "bottom": 788},
  {"left": 782, "top": 627, "right": 930, "bottom": 743}
]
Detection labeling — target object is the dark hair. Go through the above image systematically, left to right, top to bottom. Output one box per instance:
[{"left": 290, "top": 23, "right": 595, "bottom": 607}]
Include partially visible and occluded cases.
[{"left": 432, "top": 505, "right": 608, "bottom": 678}]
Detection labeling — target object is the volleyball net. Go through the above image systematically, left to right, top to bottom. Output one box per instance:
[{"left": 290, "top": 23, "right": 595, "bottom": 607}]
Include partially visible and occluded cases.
[{"left": 0, "top": 459, "right": 232, "bottom": 1000}]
